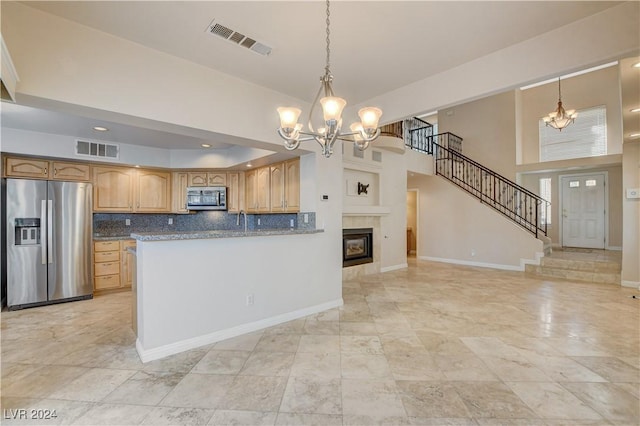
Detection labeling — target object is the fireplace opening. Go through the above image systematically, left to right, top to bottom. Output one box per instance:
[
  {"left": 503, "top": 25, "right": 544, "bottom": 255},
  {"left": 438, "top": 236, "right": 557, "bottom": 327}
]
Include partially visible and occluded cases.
[{"left": 343, "top": 228, "right": 373, "bottom": 267}]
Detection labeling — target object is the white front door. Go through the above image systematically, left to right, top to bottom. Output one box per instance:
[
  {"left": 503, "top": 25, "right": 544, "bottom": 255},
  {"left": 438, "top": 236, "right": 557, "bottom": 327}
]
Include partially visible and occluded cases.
[{"left": 561, "top": 174, "right": 606, "bottom": 249}]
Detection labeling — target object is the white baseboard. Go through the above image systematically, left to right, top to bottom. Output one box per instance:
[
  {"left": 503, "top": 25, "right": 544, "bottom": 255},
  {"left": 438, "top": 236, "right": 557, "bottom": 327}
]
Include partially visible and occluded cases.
[
  {"left": 606, "top": 246, "right": 622, "bottom": 251},
  {"left": 520, "top": 252, "right": 545, "bottom": 269},
  {"left": 419, "top": 256, "right": 524, "bottom": 271},
  {"left": 380, "top": 263, "right": 408, "bottom": 273},
  {"left": 621, "top": 280, "right": 640, "bottom": 289},
  {"left": 136, "top": 298, "right": 344, "bottom": 363}
]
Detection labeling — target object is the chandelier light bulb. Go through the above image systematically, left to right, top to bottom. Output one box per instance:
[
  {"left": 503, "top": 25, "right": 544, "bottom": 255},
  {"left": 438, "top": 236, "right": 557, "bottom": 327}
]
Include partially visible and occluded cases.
[
  {"left": 320, "top": 97, "right": 347, "bottom": 122},
  {"left": 277, "top": 107, "right": 301, "bottom": 130},
  {"left": 358, "top": 107, "right": 383, "bottom": 130}
]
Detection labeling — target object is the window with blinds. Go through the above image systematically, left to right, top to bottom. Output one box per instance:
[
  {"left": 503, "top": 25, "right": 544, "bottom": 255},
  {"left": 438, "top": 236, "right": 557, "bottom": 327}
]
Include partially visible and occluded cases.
[{"left": 539, "top": 105, "right": 607, "bottom": 162}]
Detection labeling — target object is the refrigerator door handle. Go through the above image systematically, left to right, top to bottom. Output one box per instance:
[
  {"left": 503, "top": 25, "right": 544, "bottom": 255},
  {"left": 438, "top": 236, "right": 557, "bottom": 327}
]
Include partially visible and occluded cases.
[
  {"left": 41, "top": 200, "right": 47, "bottom": 264},
  {"left": 47, "top": 200, "right": 53, "bottom": 264}
]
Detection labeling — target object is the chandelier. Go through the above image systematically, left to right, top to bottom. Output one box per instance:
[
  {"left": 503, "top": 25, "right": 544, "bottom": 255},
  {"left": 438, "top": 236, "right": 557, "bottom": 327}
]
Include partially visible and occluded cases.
[
  {"left": 276, "top": 0, "right": 382, "bottom": 158},
  {"left": 543, "top": 77, "right": 577, "bottom": 131}
]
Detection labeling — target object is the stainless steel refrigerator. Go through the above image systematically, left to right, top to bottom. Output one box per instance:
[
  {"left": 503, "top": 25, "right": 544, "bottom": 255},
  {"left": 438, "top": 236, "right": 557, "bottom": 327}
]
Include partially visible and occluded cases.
[{"left": 2, "top": 178, "right": 93, "bottom": 310}]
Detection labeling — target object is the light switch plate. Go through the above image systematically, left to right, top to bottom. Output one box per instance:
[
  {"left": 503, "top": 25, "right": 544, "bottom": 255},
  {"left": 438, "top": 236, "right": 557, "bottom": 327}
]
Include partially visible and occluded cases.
[{"left": 626, "top": 188, "right": 640, "bottom": 199}]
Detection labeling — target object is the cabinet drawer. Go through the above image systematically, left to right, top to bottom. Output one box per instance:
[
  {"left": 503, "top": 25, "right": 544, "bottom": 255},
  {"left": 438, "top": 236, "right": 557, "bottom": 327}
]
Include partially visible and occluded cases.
[
  {"left": 121, "top": 240, "right": 136, "bottom": 250},
  {"left": 94, "top": 241, "right": 120, "bottom": 252},
  {"left": 94, "top": 250, "right": 119, "bottom": 263},
  {"left": 95, "top": 261, "right": 120, "bottom": 276},
  {"left": 94, "top": 274, "right": 121, "bottom": 290}
]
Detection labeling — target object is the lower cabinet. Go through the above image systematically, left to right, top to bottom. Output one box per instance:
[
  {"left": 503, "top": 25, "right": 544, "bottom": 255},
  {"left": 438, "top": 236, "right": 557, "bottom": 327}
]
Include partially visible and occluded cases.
[{"left": 93, "top": 239, "right": 136, "bottom": 291}]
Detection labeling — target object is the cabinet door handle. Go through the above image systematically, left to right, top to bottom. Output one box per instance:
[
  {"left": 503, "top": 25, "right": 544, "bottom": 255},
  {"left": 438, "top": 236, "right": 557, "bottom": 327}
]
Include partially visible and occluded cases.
[
  {"left": 44, "top": 168, "right": 48, "bottom": 175},
  {"left": 54, "top": 168, "right": 58, "bottom": 176}
]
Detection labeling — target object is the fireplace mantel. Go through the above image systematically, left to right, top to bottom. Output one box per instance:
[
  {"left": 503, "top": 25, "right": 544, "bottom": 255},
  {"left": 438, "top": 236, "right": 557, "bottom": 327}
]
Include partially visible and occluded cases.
[{"left": 342, "top": 206, "right": 391, "bottom": 216}]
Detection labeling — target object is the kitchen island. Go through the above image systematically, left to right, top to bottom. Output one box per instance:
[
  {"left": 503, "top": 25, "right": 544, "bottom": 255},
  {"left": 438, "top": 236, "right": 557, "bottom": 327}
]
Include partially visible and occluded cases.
[{"left": 130, "top": 228, "right": 342, "bottom": 362}]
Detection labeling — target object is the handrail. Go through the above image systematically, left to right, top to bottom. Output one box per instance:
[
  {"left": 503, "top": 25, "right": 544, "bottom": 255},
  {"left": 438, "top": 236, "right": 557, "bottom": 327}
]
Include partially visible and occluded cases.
[{"left": 404, "top": 122, "right": 548, "bottom": 238}]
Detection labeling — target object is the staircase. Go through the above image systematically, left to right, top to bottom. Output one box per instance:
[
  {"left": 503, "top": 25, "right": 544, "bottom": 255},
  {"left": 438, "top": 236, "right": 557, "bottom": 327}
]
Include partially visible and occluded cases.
[
  {"left": 399, "top": 117, "right": 624, "bottom": 284},
  {"left": 403, "top": 118, "right": 550, "bottom": 240},
  {"left": 524, "top": 248, "right": 622, "bottom": 285}
]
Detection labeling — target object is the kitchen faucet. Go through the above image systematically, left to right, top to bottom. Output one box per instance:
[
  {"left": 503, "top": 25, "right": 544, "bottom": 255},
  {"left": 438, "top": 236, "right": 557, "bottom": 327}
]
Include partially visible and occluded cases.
[{"left": 236, "top": 209, "right": 247, "bottom": 232}]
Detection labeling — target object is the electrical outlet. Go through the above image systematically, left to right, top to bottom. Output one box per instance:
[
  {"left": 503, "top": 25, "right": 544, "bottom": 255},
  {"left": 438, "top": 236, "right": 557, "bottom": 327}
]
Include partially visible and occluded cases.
[
  {"left": 304, "top": 213, "right": 309, "bottom": 223},
  {"left": 168, "top": 218, "right": 173, "bottom": 225},
  {"left": 257, "top": 218, "right": 261, "bottom": 226},
  {"left": 125, "top": 219, "right": 130, "bottom": 226},
  {"left": 290, "top": 219, "right": 294, "bottom": 227},
  {"left": 471, "top": 249, "right": 476, "bottom": 257},
  {"left": 246, "top": 293, "right": 254, "bottom": 306}
]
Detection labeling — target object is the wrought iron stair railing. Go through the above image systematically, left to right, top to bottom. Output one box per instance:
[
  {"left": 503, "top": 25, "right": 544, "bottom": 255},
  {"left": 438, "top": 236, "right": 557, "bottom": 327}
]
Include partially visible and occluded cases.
[{"left": 402, "top": 118, "right": 549, "bottom": 238}]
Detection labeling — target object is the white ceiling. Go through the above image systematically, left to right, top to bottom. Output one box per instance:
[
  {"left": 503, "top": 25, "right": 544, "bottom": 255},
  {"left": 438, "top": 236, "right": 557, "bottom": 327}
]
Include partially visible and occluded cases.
[
  {"left": 3, "top": 1, "right": 636, "bottom": 150},
  {"left": 21, "top": 1, "right": 623, "bottom": 104}
]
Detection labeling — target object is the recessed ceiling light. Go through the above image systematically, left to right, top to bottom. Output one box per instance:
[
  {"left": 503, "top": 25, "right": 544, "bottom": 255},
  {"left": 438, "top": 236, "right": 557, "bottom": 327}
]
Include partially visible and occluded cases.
[
  {"left": 633, "top": 62, "right": 640, "bottom": 68},
  {"left": 631, "top": 108, "right": 640, "bottom": 113},
  {"left": 93, "top": 126, "right": 108, "bottom": 132},
  {"left": 629, "top": 133, "right": 640, "bottom": 138},
  {"left": 201, "top": 144, "right": 211, "bottom": 148},
  {"left": 246, "top": 163, "right": 252, "bottom": 168},
  {"left": 135, "top": 165, "right": 140, "bottom": 168}
]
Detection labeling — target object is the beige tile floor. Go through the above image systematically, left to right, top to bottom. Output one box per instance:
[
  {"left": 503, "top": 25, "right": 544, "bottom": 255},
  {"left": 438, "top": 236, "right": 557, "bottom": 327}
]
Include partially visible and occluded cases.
[{"left": 2, "top": 259, "right": 639, "bottom": 425}]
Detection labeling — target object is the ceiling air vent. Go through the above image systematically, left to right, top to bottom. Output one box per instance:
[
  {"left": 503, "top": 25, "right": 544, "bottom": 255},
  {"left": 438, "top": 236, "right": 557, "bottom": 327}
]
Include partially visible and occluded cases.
[
  {"left": 206, "top": 19, "right": 272, "bottom": 56},
  {"left": 76, "top": 140, "right": 119, "bottom": 159}
]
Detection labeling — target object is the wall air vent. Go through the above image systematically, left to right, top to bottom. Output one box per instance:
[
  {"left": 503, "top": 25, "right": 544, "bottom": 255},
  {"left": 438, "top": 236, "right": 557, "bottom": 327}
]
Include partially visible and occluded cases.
[
  {"left": 206, "top": 19, "right": 272, "bottom": 56},
  {"left": 76, "top": 140, "right": 119, "bottom": 159}
]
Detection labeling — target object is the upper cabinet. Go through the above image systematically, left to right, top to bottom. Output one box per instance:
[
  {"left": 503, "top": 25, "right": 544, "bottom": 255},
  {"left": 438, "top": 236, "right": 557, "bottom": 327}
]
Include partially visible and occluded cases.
[
  {"left": 4, "top": 156, "right": 90, "bottom": 182},
  {"left": 4, "top": 157, "right": 50, "bottom": 179},
  {"left": 246, "top": 158, "right": 300, "bottom": 214},
  {"left": 284, "top": 159, "right": 300, "bottom": 213},
  {"left": 51, "top": 161, "right": 91, "bottom": 181},
  {"left": 93, "top": 166, "right": 171, "bottom": 213},
  {"left": 93, "top": 166, "right": 135, "bottom": 212},
  {"left": 135, "top": 169, "right": 171, "bottom": 213},
  {"left": 227, "top": 171, "right": 245, "bottom": 213},
  {"left": 172, "top": 172, "right": 189, "bottom": 214},
  {"left": 188, "top": 172, "right": 226, "bottom": 187}
]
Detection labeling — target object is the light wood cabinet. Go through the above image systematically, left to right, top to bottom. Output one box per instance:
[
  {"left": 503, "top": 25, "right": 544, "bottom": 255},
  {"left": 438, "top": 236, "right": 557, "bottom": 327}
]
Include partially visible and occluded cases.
[
  {"left": 4, "top": 157, "right": 50, "bottom": 179},
  {"left": 4, "top": 157, "right": 91, "bottom": 182},
  {"left": 245, "top": 159, "right": 300, "bottom": 214},
  {"left": 284, "top": 159, "right": 300, "bottom": 212},
  {"left": 51, "top": 162, "right": 90, "bottom": 181},
  {"left": 270, "top": 163, "right": 285, "bottom": 212},
  {"left": 93, "top": 166, "right": 134, "bottom": 212},
  {"left": 256, "top": 166, "right": 271, "bottom": 213},
  {"left": 93, "top": 167, "right": 170, "bottom": 213},
  {"left": 135, "top": 169, "right": 171, "bottom": 212},
  {"left": 245, "top": 169, "right": 258, "bottom": 212},
  {"left": 172, "top": 172, "right": 190, "bottom": 213},
  {"left": 188, "top": 172, "right": 227, "bottom": 187},
  {"left": 188, "top": 172, "right": 208, "bottom": 187},
  {"left": 227, "top": 172, "right": 245, "bottom": 213},
  {"left": 208, "top": 173, "right": 227, "bottom": 186},
  {"left": 93, "top": 239, "right": 135, "bottom": 292},
  {"left": 121, "top": 240, "right": 136, "bottom": 288},
  {"left": 93, "top": 241, "right": 121, "bottom": 290}
]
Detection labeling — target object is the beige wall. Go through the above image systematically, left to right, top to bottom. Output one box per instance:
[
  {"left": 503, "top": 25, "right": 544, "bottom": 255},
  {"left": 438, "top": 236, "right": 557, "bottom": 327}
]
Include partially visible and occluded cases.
[
  {"left": 520, "top": 66, "right": 623, "bottom": 165},
  {"left": 438, "top": 91, "right": 517, "bottom": 179},
  {"left": 622, "top": 141, "right": 640, "bottom": 286},
  {"left": 519, "top": 166, "right": 623, "bottom": 248},
  {"left": 408, "top": 174, "right": 543, "bottom": 270},
  {"left": 406, "top": 191, "right": 417, "bottom": 254}
]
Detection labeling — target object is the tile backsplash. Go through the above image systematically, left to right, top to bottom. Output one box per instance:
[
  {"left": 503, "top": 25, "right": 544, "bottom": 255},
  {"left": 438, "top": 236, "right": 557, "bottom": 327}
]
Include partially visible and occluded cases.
[{"left": 94, "top": 211, "right": 316, "bottom": 236}]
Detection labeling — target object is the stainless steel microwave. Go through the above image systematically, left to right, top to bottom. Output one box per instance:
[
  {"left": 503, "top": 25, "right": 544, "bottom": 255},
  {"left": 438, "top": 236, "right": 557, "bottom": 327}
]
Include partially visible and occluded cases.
[{"left": 186, "top": 186, "right": 227, "bottom": 210}]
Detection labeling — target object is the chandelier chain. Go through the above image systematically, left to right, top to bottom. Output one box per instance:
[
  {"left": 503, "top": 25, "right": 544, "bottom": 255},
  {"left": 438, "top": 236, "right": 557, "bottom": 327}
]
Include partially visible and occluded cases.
[
  {"left": 325, "top": 0, "right": 331, "bottom": 75},
  {"left": 558, "top": 77, "right": 562, "bottom": 101}
]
